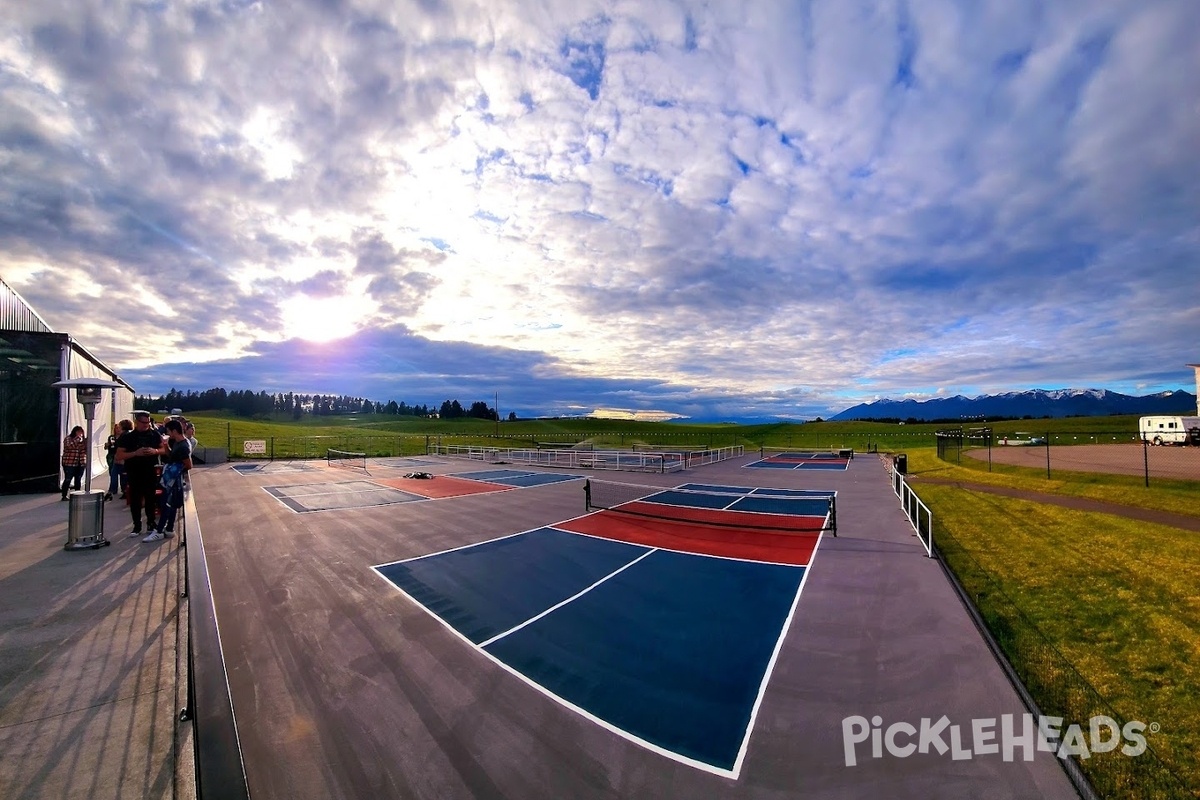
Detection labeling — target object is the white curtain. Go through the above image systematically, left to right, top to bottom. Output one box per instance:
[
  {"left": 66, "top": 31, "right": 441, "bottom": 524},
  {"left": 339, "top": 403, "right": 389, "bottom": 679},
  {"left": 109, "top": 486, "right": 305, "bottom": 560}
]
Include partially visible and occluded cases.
[{"left": 59, "top": 345, "right": 135, "bottom": 486}]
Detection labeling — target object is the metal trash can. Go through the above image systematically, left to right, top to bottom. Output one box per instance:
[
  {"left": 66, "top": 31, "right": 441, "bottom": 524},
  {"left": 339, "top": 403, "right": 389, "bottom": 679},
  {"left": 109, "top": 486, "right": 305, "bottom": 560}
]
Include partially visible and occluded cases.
[
  {"left": 895, "top": 453, "right": 908, "bottom": 475},
  {"left": 66, "top": 490, "right": 109, "bottom": 550}
]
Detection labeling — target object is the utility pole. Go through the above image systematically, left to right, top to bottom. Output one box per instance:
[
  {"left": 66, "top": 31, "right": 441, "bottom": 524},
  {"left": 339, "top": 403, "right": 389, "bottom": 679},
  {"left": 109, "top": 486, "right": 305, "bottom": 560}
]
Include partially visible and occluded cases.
[{"left": 495, "top": 391, "right": 499, "bottom": 436}]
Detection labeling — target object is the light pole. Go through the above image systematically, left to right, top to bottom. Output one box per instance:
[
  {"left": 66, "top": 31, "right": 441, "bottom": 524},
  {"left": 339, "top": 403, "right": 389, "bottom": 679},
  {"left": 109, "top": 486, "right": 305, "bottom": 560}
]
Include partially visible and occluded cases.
[{"left": 52, "top": 378, "right": 123, "bottom": 550}]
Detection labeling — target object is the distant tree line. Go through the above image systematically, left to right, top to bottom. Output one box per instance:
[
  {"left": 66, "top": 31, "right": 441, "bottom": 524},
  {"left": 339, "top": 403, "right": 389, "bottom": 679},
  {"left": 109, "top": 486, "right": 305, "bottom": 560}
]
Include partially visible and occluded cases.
[{"left": 134, "top": 387, "right": 499, "bottom": 421}]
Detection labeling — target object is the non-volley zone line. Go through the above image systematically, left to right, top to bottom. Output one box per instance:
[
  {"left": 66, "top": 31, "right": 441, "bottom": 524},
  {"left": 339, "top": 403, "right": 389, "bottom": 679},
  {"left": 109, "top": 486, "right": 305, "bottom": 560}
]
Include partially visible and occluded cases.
[{"left": 373, "top": 524, "right": 812, "bottom": 777}]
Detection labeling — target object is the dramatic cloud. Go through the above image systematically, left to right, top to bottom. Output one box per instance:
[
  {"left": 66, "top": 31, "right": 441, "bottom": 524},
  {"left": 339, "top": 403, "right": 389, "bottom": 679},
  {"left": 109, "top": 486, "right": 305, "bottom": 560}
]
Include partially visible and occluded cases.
[{"left": 2, "top": 0, "right": 1197, "bottom": 419}]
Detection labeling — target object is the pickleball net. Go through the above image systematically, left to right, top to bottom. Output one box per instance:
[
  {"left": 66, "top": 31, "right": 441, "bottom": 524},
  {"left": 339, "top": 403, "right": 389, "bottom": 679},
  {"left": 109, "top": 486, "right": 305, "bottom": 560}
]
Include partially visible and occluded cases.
[
  {"left": 326, "top": 448, "right": 369, "bottom": 473},
  {"left": 584, "top": 479, "right": 836, "bottom": 536}
]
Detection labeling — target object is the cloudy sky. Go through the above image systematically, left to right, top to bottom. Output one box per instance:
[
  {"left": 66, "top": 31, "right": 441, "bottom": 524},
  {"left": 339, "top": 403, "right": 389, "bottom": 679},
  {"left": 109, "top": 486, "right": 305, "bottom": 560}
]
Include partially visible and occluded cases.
[{"left": 2, "top": 0, "right": 1197, "bottom": 421}]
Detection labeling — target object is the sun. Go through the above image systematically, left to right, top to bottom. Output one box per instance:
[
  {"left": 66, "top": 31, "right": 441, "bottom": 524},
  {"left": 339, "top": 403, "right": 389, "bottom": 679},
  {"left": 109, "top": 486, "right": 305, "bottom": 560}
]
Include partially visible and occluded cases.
[{"left": 280, "top": 295, "right": 364, "bottom": 343}]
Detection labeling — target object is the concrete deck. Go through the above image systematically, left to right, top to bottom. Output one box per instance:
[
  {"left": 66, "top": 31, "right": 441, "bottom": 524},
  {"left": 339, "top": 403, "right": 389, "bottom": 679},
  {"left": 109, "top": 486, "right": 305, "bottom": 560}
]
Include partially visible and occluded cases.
[{"left": 0, "top": 489, "right": 189, "bottom": 800}]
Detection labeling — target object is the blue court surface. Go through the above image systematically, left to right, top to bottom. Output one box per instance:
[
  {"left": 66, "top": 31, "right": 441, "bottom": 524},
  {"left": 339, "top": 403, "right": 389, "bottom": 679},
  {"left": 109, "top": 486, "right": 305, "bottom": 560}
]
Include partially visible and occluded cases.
[
  {"left": 745, "top": 453, "right": 850, "bottom": 471},
  {"left": 452, "top": 468, "right": 584, "bottom": 488},
  {"left": 679, "top": 483, "right": 836, "bottom": 497},
  {"left": 374, "top": 523, "right": 812, "bottom": 777}
]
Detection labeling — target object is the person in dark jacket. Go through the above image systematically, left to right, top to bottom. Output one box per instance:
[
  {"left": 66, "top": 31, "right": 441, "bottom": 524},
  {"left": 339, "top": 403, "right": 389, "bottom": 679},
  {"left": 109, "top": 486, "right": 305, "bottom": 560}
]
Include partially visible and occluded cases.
[
  {"left": 115, "top": 411, "right": 166, "bottom": 535},
  {"left": 143, "top": 420, "right": 193, "bottom": 542}
]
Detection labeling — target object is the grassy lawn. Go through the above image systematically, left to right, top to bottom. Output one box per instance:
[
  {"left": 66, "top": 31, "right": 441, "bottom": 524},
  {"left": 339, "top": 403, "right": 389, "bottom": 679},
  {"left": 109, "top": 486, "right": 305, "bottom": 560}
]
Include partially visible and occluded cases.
[{"left": 922, "top": 484, "right": 1199, "bottom": 797}]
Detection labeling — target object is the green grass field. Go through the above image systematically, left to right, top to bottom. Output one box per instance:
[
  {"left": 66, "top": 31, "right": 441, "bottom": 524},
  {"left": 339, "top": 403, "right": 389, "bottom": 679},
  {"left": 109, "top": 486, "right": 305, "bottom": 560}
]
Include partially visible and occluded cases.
[
  {"left": 184, "top": 411, "right": 1197, "bottom": 797},
  {"left": 900, "top": 447, "right": 1198, "bottom": 797}
]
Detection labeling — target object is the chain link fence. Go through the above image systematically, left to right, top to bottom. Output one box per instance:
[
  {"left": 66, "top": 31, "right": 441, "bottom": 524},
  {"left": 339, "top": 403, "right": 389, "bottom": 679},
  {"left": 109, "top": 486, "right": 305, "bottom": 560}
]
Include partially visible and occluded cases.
[{"left": 937, "top": 429, "right": 1200, "bottom": 485}]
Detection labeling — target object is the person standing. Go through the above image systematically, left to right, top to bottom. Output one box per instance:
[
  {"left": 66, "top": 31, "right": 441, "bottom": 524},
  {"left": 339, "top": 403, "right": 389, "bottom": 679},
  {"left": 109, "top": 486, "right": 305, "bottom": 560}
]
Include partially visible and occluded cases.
[
  {"left": 115, "top": 411, "right": 166, "bottom": 536},
  {"left": 143, "top": 419, "right": 192, "bottom": 542},
  {"left": 181, "top": 419, "right": 198, "bottom": 491},
  {"left": 103, "top": 420, "right": 132, "bottom": 501},
  {"left": 60, "top": 426, "right": 87, "bottom": 500}
]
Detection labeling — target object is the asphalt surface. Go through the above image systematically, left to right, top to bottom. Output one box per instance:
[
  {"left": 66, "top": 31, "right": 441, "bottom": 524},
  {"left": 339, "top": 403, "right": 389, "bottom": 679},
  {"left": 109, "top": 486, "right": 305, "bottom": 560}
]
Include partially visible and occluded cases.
[{"left": 195, "top": 453, "right": 1078, "bottom": 799}]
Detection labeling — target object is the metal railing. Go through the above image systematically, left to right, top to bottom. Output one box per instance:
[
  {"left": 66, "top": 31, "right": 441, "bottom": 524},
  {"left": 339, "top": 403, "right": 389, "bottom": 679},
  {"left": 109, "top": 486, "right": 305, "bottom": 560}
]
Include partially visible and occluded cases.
[{"left": 890, "top": 460, "right": 933, "bottom": 557}]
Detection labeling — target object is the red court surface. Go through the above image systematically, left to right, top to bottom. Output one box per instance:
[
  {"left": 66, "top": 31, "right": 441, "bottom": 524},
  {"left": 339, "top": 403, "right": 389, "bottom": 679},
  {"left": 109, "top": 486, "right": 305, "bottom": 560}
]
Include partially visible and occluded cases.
[
  {"left": 372, "top": 475, "right": 514, "bottom": 498},
  {"left": 556, "top": 510, "right": 821, "bottom": 566}
]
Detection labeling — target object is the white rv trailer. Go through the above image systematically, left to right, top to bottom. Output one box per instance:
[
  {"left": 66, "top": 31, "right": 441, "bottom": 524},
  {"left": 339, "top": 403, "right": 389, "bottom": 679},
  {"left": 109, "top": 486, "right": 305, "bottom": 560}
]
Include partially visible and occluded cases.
[{"left": 1139, "top": 415, "right": 1200, "bottom": 445}]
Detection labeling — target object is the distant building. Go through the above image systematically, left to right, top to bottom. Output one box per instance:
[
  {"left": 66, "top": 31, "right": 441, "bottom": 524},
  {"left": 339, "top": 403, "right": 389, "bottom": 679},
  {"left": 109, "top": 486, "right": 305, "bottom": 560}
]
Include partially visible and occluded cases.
[
  {"left": 1, "top": 276, "right": 134, "bottom": 493},
  {"left": 1190, "top": 363, "right": 1200, "bottom": 416}
]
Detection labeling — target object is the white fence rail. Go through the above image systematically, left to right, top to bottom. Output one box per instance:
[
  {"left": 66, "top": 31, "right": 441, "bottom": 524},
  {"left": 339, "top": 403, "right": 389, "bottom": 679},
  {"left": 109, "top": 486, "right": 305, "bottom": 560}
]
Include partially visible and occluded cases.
[{"left": 891, "top": 462, "right": 934, "bottom": 557}]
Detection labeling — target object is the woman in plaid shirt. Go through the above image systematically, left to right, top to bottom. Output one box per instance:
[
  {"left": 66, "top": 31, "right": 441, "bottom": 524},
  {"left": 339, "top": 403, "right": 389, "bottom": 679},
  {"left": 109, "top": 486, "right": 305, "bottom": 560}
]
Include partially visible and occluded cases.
[{"left": 60, "top": 426, "right": 87, "bottom": 500}]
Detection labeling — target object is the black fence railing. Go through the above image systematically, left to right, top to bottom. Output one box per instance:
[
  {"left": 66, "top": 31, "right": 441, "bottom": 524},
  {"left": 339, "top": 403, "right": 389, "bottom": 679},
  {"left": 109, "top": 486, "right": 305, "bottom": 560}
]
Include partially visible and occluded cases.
[{"left": 179, "top": 488, "right": 251, "bottom": 799}]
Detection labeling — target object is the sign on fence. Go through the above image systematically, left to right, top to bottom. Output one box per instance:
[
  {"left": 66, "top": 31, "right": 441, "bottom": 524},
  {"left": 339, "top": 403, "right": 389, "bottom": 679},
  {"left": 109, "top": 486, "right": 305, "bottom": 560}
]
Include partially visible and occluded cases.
[{"left": 243, "top": 440, "right": 266, "bottom": 455}]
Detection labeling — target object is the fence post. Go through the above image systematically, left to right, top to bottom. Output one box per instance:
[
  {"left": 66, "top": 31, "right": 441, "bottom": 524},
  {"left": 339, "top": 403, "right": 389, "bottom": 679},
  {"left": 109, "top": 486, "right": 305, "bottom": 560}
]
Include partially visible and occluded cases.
[
  {"left": 1045, "top": 435, "right": 1051, "bottom": 479},
  {"left": 1143, "top": 436, "right": 1150, "bottom": 488}
]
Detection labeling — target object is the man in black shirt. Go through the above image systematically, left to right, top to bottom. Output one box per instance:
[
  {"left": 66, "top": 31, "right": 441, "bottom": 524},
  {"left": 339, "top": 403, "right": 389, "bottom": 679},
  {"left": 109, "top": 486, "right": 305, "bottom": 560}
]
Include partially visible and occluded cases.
[{"left": 115, "top": 410, "right": 166, "bottom": 535}]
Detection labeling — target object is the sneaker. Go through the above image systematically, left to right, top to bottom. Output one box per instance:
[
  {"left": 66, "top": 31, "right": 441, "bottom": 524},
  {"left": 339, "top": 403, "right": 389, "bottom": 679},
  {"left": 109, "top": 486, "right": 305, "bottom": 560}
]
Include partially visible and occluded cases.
[
  {"left": 130, "top": 529, "right": 142, "bottom": 537},
  {"left": 162, "top": 530, "right": 175, "bottom": 538},
  {"left": 142, "top": 531, "right": 165, "bottom": 542}
]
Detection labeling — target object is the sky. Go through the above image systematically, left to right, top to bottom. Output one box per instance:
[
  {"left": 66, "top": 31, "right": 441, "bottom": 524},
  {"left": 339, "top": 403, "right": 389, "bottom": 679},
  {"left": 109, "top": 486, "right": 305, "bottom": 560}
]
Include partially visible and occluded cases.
[{"left": 2, "top": 0, "right": 1198, "bottom": 422}]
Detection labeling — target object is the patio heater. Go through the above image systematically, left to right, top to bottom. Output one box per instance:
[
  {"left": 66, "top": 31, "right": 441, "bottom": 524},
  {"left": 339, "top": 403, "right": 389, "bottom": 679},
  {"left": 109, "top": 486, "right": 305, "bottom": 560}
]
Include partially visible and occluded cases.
[{"left": 52, "top": 378, "right": 123, "bottom": 551}]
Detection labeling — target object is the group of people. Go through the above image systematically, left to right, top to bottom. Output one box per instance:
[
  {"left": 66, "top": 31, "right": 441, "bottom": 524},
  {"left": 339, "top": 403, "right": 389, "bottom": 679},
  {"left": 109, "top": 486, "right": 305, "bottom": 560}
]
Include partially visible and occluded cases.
[{"left": 61, "top": 411, "right": 197, "bottom": 543}]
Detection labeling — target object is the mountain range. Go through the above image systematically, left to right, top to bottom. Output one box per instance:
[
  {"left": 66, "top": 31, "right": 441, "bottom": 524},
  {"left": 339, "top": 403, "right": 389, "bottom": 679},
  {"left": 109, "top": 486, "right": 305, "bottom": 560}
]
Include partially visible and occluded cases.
[{"left": 830, "top": 389, "right": 1198, "bottom": 422}]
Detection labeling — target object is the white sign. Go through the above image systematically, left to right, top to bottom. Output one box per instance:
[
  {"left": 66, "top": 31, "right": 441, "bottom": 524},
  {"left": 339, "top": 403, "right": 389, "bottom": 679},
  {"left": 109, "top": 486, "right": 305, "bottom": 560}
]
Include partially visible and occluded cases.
[{"left": 243, "top": 440, "right": 267, "bottom": 455}]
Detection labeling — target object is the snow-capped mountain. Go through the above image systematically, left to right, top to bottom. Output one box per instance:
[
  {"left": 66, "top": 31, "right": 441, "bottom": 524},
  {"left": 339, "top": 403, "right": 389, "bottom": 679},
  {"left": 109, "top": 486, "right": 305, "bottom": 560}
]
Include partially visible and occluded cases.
[{"left": 831, "top": 389, "right": 1197, "bottom": 422}]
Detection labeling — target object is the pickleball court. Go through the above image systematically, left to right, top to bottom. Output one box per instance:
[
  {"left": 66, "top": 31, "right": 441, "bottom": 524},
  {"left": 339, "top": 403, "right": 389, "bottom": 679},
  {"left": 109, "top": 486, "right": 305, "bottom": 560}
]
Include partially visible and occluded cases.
[{"left": 374, "top": 482, "right": 833, "bottom": 776}]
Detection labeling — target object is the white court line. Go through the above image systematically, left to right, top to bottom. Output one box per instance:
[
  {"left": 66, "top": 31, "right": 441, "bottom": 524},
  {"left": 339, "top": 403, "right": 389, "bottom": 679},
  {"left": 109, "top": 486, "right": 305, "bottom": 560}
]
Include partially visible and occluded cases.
[
  {"left": 728, "top": 524, "right": 826, "bottom": 778},
  {"left": 477, "top": 548, "right": 657, "bottom": 648}
]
